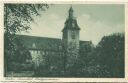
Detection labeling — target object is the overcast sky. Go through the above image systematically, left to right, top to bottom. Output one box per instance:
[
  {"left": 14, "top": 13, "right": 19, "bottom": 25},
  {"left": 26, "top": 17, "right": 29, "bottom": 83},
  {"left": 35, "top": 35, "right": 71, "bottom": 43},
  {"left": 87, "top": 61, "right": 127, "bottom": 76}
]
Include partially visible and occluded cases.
[{"left": 21, "top": 4, "right": 125, "bottom": 45}]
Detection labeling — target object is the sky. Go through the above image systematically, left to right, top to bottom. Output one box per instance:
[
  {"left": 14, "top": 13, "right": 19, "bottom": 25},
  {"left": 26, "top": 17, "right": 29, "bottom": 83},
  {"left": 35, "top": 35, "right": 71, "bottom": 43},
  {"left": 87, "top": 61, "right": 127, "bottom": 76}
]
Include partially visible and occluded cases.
[{"left": 21, "top": 4, "right": 125, "bottom": 45}]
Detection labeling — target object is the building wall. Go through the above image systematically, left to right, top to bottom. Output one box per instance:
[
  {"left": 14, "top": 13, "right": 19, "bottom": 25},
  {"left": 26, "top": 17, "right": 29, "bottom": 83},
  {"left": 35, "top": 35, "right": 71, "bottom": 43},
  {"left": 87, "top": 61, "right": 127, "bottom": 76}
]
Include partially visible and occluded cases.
[
  {"left": 62, "top": 29, "right": 80, "bottom": 50},
  {"left": 67, "top": 30, "right": 79, "bottom": 49},
  {"left": 29, "top": 49, "right": 63, "bottom": 69},
  {"left": 29, "top": 50, "right": 44, "bottom": 68}
]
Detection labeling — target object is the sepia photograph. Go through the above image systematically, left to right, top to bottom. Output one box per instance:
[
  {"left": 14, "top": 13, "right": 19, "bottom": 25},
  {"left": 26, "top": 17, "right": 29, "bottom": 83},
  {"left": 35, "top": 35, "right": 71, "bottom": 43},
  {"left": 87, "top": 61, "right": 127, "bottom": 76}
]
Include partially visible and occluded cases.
[{"left": 4, "top": 3, "right": 125, "bottom": 78}]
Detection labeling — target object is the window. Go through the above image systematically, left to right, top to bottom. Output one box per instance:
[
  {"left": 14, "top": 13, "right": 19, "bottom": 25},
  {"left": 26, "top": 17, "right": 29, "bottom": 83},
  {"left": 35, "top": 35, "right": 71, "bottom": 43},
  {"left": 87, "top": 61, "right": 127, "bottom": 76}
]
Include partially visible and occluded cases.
[
  {"left": 72, "top": 23, "right": 75, "bottom": 27},
  {"left": 71, "top": 31, "right": 75, "bottom": 39}
]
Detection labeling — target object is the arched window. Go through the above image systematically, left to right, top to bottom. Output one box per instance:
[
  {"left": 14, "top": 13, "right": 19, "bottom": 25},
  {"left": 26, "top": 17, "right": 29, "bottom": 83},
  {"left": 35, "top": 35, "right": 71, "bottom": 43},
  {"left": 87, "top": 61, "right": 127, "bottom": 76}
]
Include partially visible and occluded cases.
[
  {"left": 32, "top": 43, "right": 36, "bottom": 48},
  {"left": 31, "top": 50, "right": 33, "bottom": 54},
  {"left": 38, "top": 51, "right": 40, "bottom": 54},
  {"left": 42, "top": 51, "right": 45, "bottom": 55}
]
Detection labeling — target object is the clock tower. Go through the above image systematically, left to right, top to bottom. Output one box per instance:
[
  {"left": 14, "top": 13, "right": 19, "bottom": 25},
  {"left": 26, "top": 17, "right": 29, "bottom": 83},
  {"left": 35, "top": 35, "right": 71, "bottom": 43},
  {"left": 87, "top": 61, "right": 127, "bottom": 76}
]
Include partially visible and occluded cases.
[{"left": 62, "top": 6, "right": 80, "bottom": 59}]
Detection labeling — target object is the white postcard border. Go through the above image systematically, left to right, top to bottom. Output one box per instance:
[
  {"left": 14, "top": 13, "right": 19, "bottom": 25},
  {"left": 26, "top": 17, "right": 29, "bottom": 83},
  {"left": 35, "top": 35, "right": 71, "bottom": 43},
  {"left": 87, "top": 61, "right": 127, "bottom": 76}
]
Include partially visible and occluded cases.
[{"left": 0, "top": 0, "right": 128, "bottom": 82}]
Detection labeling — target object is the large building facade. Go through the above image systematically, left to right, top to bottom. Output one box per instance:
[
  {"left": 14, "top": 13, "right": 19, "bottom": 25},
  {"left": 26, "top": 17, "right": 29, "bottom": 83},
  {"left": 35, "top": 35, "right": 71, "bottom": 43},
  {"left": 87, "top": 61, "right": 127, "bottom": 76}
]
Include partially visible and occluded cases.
[{"left": 16, "top": 7, "right": 93, "bottom": 70}]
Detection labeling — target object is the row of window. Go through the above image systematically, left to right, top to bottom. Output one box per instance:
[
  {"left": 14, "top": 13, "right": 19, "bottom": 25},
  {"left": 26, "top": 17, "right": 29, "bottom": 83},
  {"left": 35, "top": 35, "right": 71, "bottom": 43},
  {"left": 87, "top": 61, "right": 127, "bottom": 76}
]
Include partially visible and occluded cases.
[{"left": 30, "top": 50, "right": 62, "bottom": 55}]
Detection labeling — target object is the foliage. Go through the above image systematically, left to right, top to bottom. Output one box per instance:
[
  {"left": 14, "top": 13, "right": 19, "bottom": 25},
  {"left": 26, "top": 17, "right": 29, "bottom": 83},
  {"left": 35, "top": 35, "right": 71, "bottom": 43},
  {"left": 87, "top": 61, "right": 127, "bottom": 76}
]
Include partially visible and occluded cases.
[
  {"left": 4, "top": 4, "right": 49, "bottom": 76},
  {"left": 4, "top": 4, "right": 49, "bottom": 34},
  {"left": 58, "top": 33, "right": 124, "bottom": 77},
  {"left": 88, "top": 33, "right": 124, "bottom": 77},
  {"left": 5, "top": 35, "right": 32, "bottom": 71},
  {"left": 34, "top": 50, "right": 63, "bottom": 77}
]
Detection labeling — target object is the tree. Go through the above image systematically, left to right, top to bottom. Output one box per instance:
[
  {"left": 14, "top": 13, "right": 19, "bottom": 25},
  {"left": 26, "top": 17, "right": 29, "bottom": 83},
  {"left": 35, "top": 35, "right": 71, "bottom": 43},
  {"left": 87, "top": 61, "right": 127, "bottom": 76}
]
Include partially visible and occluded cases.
[
  {"left": 4, "top": 4, "right": 49, "bottom": 76},
  {"left": 4, "top": 4, "right": 49, "bottom": 34},
  {"left": 93, "top": 33, "right": 124, "bottom": 77},
  {"left": 78, "top": 42, "right": 94, "bottom": 77}
]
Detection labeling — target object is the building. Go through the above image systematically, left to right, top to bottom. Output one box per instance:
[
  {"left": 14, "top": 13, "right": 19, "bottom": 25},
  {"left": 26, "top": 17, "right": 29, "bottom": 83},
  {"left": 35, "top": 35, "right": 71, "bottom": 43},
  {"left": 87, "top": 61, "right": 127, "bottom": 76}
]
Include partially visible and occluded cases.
[{"left": 16, "top": 7, "right": 93, "bottom": 70}]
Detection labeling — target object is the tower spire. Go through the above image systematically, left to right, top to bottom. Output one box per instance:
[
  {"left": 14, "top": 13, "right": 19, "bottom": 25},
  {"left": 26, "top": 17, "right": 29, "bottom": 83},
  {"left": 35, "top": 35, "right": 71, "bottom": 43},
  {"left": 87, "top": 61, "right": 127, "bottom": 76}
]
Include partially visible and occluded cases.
[{"left": 68, "top": 6, "right": 74, "bottom": 19}]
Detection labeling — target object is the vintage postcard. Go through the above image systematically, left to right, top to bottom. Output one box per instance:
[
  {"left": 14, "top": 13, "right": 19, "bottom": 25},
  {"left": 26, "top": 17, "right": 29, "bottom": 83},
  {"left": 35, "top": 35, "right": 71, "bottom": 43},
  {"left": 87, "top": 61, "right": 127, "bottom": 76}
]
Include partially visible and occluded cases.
[{"left": 0, "top": 0, "right": 128, "bottom": 83}]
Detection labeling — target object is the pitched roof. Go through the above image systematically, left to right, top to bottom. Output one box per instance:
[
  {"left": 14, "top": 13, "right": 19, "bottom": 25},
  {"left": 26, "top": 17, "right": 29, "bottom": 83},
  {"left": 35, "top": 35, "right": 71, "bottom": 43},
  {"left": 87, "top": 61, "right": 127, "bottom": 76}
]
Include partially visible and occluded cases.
[
  {"left": 15, "top": 35, "right": 92, "bottom": 51},
  {"left": 15, "top": 35, "right": 62, "bottom": 51}
]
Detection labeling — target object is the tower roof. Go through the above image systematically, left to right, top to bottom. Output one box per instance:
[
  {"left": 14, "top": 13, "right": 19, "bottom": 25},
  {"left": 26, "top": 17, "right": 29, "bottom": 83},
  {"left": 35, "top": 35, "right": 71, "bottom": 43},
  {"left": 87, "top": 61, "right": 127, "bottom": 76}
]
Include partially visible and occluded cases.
[
  {"left": 62, "top": 6, "right": 80, "bottom": 32},
  {"left": 68, "top": 6, "right": 74, "bottom": 19},
  {"left": 69, "top": 6, "right": 73, "bottom": 12}
]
